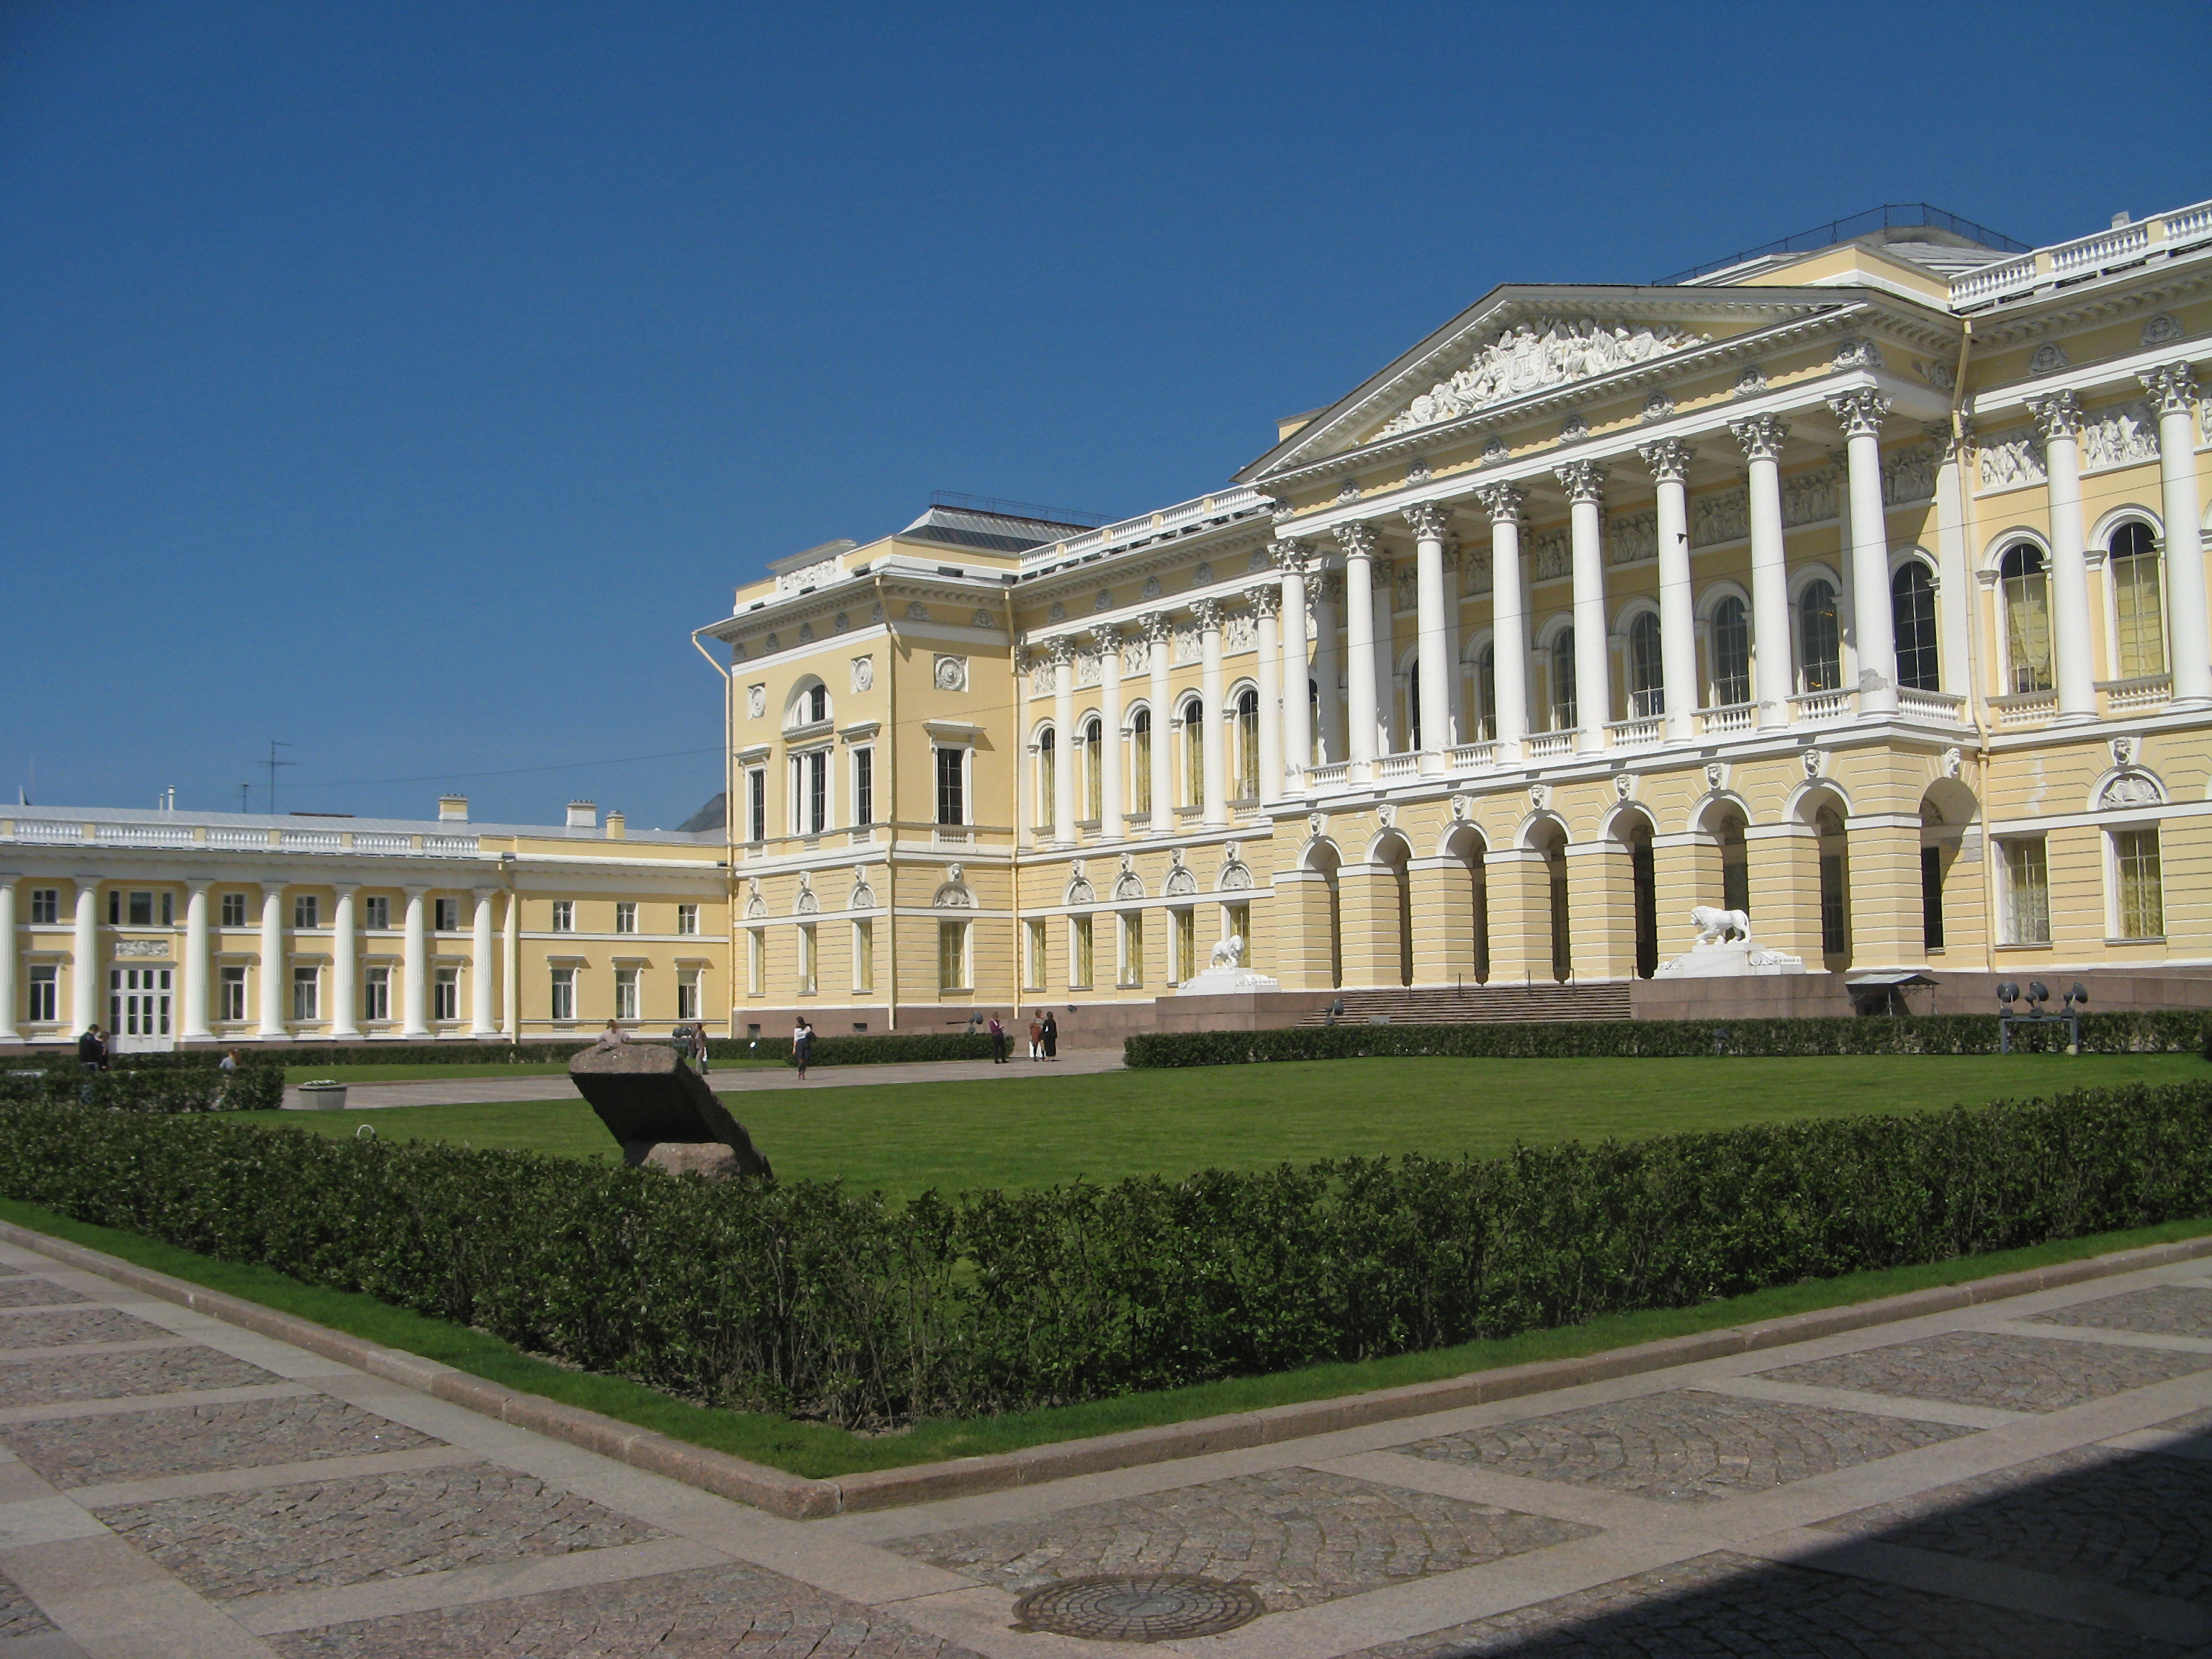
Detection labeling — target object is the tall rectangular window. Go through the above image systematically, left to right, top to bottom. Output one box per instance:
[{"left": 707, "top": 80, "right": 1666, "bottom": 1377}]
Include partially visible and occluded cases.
[
  {"left": 853, "top": 747, "right": 873, "bottom": 827},
  {"left": 935, "top": 747, "right": 965, "bottom": 825},
  {"left": 807, "top": 750, "right": 828, "bottom": 833},
  {"left": 747, "top": 768, "right": 767, "bottom": 843},
  {"left": 2114, "top": 829, "right": 2164, "bottom": 939},
  {"left": 2002, "top": 839, "right": 2051, "bottom": 945},
  {"left": 1921, "top": 846, "right": 1945, "bottom": 952},
  {"left": 1818, "top": 853, "right": 1847, "bottom": 957},
  {"left": 30, "top": 889, "right": 57, "bottom": 926},
  {"left": 161, "top": 890, "right": 174, "bottom": 925},
  {"left": 127, "top": 891, "right": 155, "bottom": 927},
  {"left": 220, "top": 892, "right": 246, "bottom": 927},
  {"left": 292, "top": 894, "right": 319, "bottom": 929},
  {"left": 363, "top": 895, "right": 390, "bottom": 930},
  {"left": 434, "top": 897, "right": 459, "bottom": 931},
  {"left": 551, "top": 901, "right": 574, "bottom": 932},
  {"left": 615, "top": 902, "right": 637, "bottom": 934},
  {"left": 1225, "top": 902, "right": 1251, "bottom": 963},
  {"left": 677, "top": 903, "right": 698, "bottom": 935},
  {"left": 1173, "top": 909, "right": 1195, "bottom": 984},
  {"left": 1120, "top": 912, "right": 1143, "bottom": 986},
  {"left": 1070, "top": 916, "right": 1093, "bottom": 989},
  {"left": 852, "top": 917, "right": 873, "bottom": 993},
  {"left": 1024, "top": 918, "right": 1046, "bottom": 991},
  {"left": 938, "top": 920, "right": 968, "bottom": 990},
  {"left": 798, "top": 925, "right": 817, "bottom": 995},
  {"left": 747, "top": 930, "right": 765, "bottom": 996},
  {"left": 26, "top": 966, "right": 56, "bottom": 1022},
  {"left": 220, "top": 966, "right": 247, "bottom": 1022},
  {"left": 290, "top": 966, "right": 318, "bottom": 1022},
  {"left": 363, "top": 966, "right": 390, "bottom": 1022},
  {"left": 550, "top": 966, "right": 576, "bottom": 1022},
  {"left": 614, "top": 966, "right": 638, "bottom": 1020},
  {"left": 433, "top": 967, "right": 459, "bottom": 1022},
  {"left": 676, "top": 971, "right": 701, "bottom": 1021}
]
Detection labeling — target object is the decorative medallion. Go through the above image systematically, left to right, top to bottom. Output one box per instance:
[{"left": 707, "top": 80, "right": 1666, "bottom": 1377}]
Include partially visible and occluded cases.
[
  {"left": 2141, "top": 313, "right": 2185, "bottom": 348},
  {"left": 2028, "top": 341, "right": 2069, "bottom": 375},
  {"left": 1734, "top": 364, "right": 1768, "bottom": 397},
  {"left": 1641, "top": 391, "right": 1676, "bottom": 422},
  {"left": 1558, "top": 412, "right": 1591, "bottom": 443},
  {"left": 1481, "top": 435, "right": 1509, "bottom": 463},
  {"left": 1406, "top": 457, "right": 1432, "bottom": 484},
  {"left": 1336, "top": 481, "right": 1362, "bottom": 503},
  {"left": 1194, "top": 562, "right": 1214, "bottom": 585},
  {"left": 1141, "top": 577, "right": 1161, "bottom": 600},
  {"left": 1095, "top": 588, "right": 1115, "bottom": 611},
  {"left": 905, "top": 601, "right": 928, "bottom": 621},
  {"left": 1048, "top": 601, "right": 1066, "bottom": 623},
  {"left": 971, "top": 608, "right": 996, "bottom": 629},
  {"left": 833, "top": 611, "right": 850, "bottom": 634},
  {"left": 798, "top": 621, "right": 815, "bottom": 643},
  {"left": 765, "top": 632, "right": 780, "bottom": 652},
  {"left": 933, "top": 655, "right": 968, "bottom": 692},
  {"left": 850, "top": 657, "right": 873, "bottom": 693},
  {"left": 745, "top": 684, "right": 766, "bottom": 720},
  {"left": 2110, "top": 734, "right": 2136, "bottom": 767},
  {"left": 1943, "top": 746, "right": 1964, "bottom": 779},
  {"left": 1802, "top": 748, "right": 1822, "bottom": 778},
  {"left": 1704, "top": 762, "right": 1726, "bottom": 791},
  {"left": 2099, "top": 770, "right": 2164, "bottom": 809},
  {"left": 1614, "top": 772, "right": 1633, "bottom": 801},
  {"left": 1529, "top": 783, "right": 1551, "bottom": 811},
  {"left": 1449, "top": 793, "right": 1470, "bottom": 820},
  {"left": 1375, "top": 803, "right": 1396, "bottom": 830},
  {"left": 1308, "top": 812, "right": 1326, "bottom": 839},
  {"left": 947, "top": 863, "right": 963, "bottom": 883}
]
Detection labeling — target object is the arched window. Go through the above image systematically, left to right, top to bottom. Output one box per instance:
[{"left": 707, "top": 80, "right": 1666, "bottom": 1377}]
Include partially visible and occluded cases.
[
  {"left": 2110, "top": 521, "right": 2166, "bottom": 679},
  {"left": 2000, "top": 544, "right": 2054, "bottom": 693},
  {"left": 1892, "top": 562, "right": 1939, "bottom": 691},
  {"left": 1797, "top": 580, "right": 1841, "bottom": 692},
  {"left": 1712, "top": 597, "right": 1751, "bottom": 706},
  {"left": 1627, "top": 612, "right": 1665, "bottom": 717},
  {"left": 1549, "top": 627, "right": 1578, "bottom": 731},
  {"left": 1477, "top": 646, "right": 1496, "bottom": 740},
  {"left": 808, "top": 683, "right": 828, "bottom": 724},
  {"left": 1235, "top": 689, "right": 1260, "bottom": 797},
  {"left": 1182, "top": 697, "right": 1205, "bottom": 806},
  {"left": 1130, "top": 710, "right": 1152, "bottom": 814},
  {"left": 1082, "top": 716, "right": 1103, "bottom": 820},
  {"left": 1035, "top": 727, "right": 1056, "bottom": 827},
  {"left": 1717, "top": 812, "right": 1749, "bottom": 914}
]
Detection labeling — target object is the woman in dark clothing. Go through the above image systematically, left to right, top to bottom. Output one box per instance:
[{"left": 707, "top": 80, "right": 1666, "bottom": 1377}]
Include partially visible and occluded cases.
[{"left": 1040, "top": 1011, "right": 1058, "bottom": 1060}]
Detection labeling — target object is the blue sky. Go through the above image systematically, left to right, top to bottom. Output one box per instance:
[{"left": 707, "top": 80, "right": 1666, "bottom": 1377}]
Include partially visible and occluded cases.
[{"left": 5, "top": 1, "right": 2207, "bottom": 828}]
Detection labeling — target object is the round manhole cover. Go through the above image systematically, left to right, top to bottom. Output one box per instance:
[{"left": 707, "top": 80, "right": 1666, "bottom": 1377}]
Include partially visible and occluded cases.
[{"left": 1013, "top": 1574, "right": 1264, "bottom": 1642}]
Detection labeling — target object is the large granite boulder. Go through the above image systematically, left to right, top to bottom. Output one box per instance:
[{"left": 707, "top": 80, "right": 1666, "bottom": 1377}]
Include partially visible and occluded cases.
[{"left": 567, "top": 1043, "right": 773, "bottom": 1182}]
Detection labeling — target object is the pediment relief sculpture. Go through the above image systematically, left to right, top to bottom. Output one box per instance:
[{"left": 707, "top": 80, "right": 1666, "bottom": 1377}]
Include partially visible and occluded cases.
[{"left": 1376, "top": 320, "right": 1701, "bottom": 440}]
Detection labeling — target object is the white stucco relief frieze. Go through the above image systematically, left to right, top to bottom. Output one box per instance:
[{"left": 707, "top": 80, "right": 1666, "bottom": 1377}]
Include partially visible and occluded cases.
[
  {"left": 1375, "top": 319, "right": 1701, "bottom": 439},
  {"left": 2080, "top": 400, "right": 2160, "bottom": 473},
  {"left": 1978, "top": 428, "right": 2047, "bottom": 493},
  {"left": 1609, "top": 510, "right": 1656, "bottom": 566},
  {"left": 1529, "top": 529, "right": 1571, "bottom": 581}
]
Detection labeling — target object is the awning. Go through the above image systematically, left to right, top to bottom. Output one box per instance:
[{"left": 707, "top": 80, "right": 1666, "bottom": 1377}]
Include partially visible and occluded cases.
[{"left": 1846, "top": 971, "right": 1940, "bottom": 988}]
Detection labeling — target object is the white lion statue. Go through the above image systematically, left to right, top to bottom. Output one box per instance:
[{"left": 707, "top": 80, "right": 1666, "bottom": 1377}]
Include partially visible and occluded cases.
[
  {"left": 1691, "top": 905, "right": 1750, "bottom": 946},
  {"left": 1209, "top": 933, "right": 1245, "bottom": 970}
]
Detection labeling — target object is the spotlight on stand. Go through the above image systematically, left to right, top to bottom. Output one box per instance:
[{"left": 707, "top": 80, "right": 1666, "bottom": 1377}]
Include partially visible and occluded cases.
[
  {"left": 2027, "top": 980, "right": 2050, "bottom": 1007},
  {"left": 1996, "top": 981, "right": 2020, "bottom": 1009},
  {"left": 2064, "top": 981, "right": 2090, "bottom": 1011}
]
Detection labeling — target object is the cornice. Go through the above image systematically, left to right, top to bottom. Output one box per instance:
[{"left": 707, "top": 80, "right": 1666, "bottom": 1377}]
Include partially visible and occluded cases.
[{"left": 1965, "top": 251, "right": 2212, "bottom": 347}]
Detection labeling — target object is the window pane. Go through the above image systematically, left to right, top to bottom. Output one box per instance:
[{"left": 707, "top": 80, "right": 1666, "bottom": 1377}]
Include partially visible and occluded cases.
[
  {"left": 2110, "top": 523, "right": 2166, "bottom": 679},
  {"left": 2001, "top": 546, "right": 2053, "bottom": 693},
  {"left": 1892, "top": 563, "right": 1939, "bottom": 691},
  {"left": 1798, "top": 580, "right": 1840, "bottom": 691},
  {"left": 1628, "top": 613, "right": 1664, "bottom": 716},
  {"left": 1550, "top": 629, "right": 1577, "bottom": 729},
  {"left": 1477, "top": 648, "right": 1496, "bottom": 740},
  {"left": 1131, "top": 714, "right": 1151, "bottom": 812},
  {"left": 935, "top": 748, "right": 963, "bottom": 824},
  {"left": 2116, "top": 829, "right": 2163, "bottom": 938},
  {"left": 2004, "top": 840, "right": 2050, "bottom": 943}
]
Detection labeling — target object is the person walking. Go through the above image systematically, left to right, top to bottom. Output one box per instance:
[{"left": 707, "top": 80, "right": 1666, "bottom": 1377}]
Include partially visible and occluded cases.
[
  {"left": 1040, "top": 1010, "right": 1058, "bottom": 1061},
  {"left": 1027, "top": 1012, "right": 1043, "bottom": 1061},
  {"left": 988, "top": 1013, "right": 1007, "bottom": 1064},
  {"left": 792, "top": 1016, "right": 814, "bottom": 1080},
  {"left": 690, "top": 1023, "right": 711, "bottom": 1076}
]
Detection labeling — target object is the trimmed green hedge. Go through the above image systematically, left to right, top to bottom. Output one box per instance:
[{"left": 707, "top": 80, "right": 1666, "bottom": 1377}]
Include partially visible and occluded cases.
[
  {"left": 1125, "top": 1011, "right": 2212, "bottom": 1068},
  {"left": 782, "top": 1032, "right": 997, "bottom": 1069},
  {"left": 0, "top": 1067, "right": 282, "bottom": 1112},
  {"left": 1, "top": 1082, "right": 2208, "bottom": 1426}
]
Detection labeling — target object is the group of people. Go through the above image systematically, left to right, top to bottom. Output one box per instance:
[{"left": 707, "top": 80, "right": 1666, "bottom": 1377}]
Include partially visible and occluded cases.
[
  {"left": 986, "top": 1010, "right": 1057, "bottom": 1063},
  {"left": 595, "top": 1020, "right": 712, "bottom": 1074}
]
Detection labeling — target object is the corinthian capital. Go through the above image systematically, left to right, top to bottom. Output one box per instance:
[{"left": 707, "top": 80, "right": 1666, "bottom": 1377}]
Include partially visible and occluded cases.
[
  {"left": 2140, "top": 362, "right": 2200, "bottom": 416},
  {"left": 1827, "top": 387, "right": 1892, "bottom": 440},
  {"left": 2028, "top": 389, "right": 2084, "bottom": 440},
  {"left": 1730, "top": 413, "right": 1790, "bottom": 462},
  {"left": 1638, "top": 438, "right": 1693, "bottom": 485},
  {"left": 1553, "top": 459, "right": 1606, "bottom": 504},
  {"left": 1473, "top": 482, "right": 1526, "bottom": 523},
  {"left": 1402, "top": 501, "right": 1455, "bottom": 542},
  {"left": 1334, "top": 521, "right": 1380, "bottom": 561},
  {"left": 1269, "top": 538, "right": 1314, "bottom": 577},
  {"left": 1309, "top": 571, "right": 1341, "bottom": 606},
  {"left": 1245, "top": 584, "right": 1280, "bottom": 619},
  {"left": 1192, "top": 597, "right": 1224, "bottom": 632},
  {"left": 1141, "top": 610, "right": 1174, "bottom": 645},
  {"left": 1090, "top": 622, "right": 1121, "bottom": 652},
  {"left": 1046, "top": 636, "right": 1076, "bottom": 667}
]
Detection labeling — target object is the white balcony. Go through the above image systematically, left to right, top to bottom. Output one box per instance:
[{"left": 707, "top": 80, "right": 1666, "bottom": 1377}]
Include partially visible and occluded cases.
[
  {"left": 2102, "top": 674, "right": 2172, "bottom": 714},
  {"left": 1790, "top": 688, "right": 1856, "bottom": 724},
  {"left": 1896, "top": 688, "right": 1967, "bottom": 724},
  {"left": 1992, "top": 689, "right": 2059, "bottom": 728},
  {"left": 1696, "top": 703, "right": 1756, "bottom": 737},
  {"left": 1606, "top": 715, "right": 1665, "bottom": 749},
  {"left": 1524, "top": 730, "right": 1578, "bottom": 760},
  {"left": 1448, "top": 740, "right": 1497, "bottom": 770},
  {"left": 1375, "top": 752, "right": 1421, "bottom": 780},
  {"left": 1303, "top": 762, "right": 1351, "bottom": 790}
]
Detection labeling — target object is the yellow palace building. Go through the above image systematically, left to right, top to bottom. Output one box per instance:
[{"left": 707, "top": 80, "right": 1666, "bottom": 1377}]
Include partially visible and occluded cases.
[{"left": 7, "top": 197, "right": 2211, "bottom": 1049}]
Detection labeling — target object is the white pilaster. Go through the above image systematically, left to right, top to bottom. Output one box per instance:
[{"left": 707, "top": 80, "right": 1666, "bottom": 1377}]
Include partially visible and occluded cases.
[
  {"left": 2143, "top": 364, "right": 2211, "bottom": 707},
  {"left": 1832, "top": 390, "right": 1897, "bottom": 714},
  {"left": 2031, "top": 390, "right": 2097, "bottom": 720},
  {"left": 1733, "top": 415, "right": 1794, "bottom": 729},
  {"left": 1640, "top": 440, "right": 1697, "bottom": 739},
  {"left": 1557, "top": 459, "right": 1610, "bottom": 752},
  {"left": 1475, "top": 483, "right": 1529, "bottom": 757},
  {"left": 1406, "top": 502, "right": 1453, "bottom": 758},
  {"left": 1336, "top": 523, "right": 1379, "bottom": 769},
  {"left": 1274, "top": 541, "right": 1313, "bottom": 787},
  {"left": 1371, "top": 558, "right": 1398, "bottom": 755},
  {"left": 1249, "top": 588, "right": 1283, "bottom": 803},
  {"left": 1196, "top": 598, "right": 1229, "bottom": 828},
  {"left": 1143, "top": 612, "right": 1174, "bottom": 835},
  {"left": 1094, "top": 624, "right": 1125, "bottom": 832},
  {"left": 1048, "top": 638, "right": 1077, "bottom": 845},
  {"left": 0, "top": 877, "right": 17, "bottom": 1043},
  {"left": 70, "top": 880, "right": 100, "bottom": 1037},
  {"left": 180, "top": 880, "right": 213, "bottom": 1042},
  {"left": 257, "top": 884, "right": 287, "bottom": 1038},
  {"left": 328, "top": 884, "right": 360, "bottom": 1040},
  {"left": 401, "top": 886, "right": 430, "bottom": 1038},
  {"left": 470, "top": 887, "right": 497, "bottom": 1035}
]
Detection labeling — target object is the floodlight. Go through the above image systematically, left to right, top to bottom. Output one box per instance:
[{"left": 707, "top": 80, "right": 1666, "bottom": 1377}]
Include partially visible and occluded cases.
[
  {"left": 1997, "top": 981, "right": 2019, "bottom": 1005},
  {"left": 2028, "top": 981, "right": 2049, "bottom": 1004},
  {"left": 2070, "top": 981, "right": 2090, "bottom": 1007}
]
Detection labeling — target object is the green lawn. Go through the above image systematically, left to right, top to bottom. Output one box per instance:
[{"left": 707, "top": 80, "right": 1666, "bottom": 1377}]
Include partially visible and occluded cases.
[{"left": 277, "top": 1051, "right": 2208, "bottom": 1200}]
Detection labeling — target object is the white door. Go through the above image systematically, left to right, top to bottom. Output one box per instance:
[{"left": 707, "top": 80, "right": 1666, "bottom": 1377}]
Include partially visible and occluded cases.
[{"left": 109, "top": 966, "right": 174, "bottom": 1053}]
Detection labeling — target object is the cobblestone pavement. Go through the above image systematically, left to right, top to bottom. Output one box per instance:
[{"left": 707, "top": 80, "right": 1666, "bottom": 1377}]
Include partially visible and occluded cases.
[{"left": 2, "top": 1236, "right": 2211, "bottom": 1658}]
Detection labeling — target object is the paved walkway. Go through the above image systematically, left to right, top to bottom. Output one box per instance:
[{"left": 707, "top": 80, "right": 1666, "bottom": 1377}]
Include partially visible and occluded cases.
[
  {"left": 281, "top": 1048, "right": 1127, "bottom": 1111},
  {"left": 1, "top": 1234, "right": 2210, "bottom": 1655}
]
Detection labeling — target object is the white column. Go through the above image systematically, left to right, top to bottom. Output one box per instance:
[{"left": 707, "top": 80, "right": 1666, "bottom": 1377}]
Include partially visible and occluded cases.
[
  {"left": 2144, "top": 364, "right": 2211, "bottom": 707},
  {"left": 1831, "top": 389, "right": 1897, "bottom": 714},
  {"left": 2030, "top": 391, "right": 2097, "bottom": 721},
  {"left": 1733, "top": 415, "right": 1794, "bottom": 729},
  {"left": 1640, "top": 441, "right": 1697, "bottom": 739},
  {"left": 1557, "top": 459, "right": 1610, "bottom": 752},
  {"left": 1476, "top": 484, "right": 1529, "bottom": 757},
  {"left": 1406, "top": 503, "right": 1453, "bottom": 759},
  {"left": 1336, "top": 523, "right": 1379, "bottom": 768},
  {"left": 1274, "top": 541, "right": 1312, "bottom": 787},
  {"left": 1311, "top": 572, "right": 1346, "bottom": 763},
  {"left": 1250, "top": 588, "right": 1283, "bottom": 802},
  {"left": 1196, "top": 598, "right": 1229, "bottom": 828},
  {"left": 1143, "top": 611, "right": 1174, "bottom": 835},
  {"left": 1094, "top": 624, "right": 1125, "bottom": 833},
  {"left": 1048, "top": 638, "right": 1077, "bottom": 845},
  {"left": 0, "top": 876, "right": 17, "bottom": 1043},
  {"left": 180, "top": 879, "right": 213, "bottom": 1042},
  {"left": 71, "top": 880, "right": 101, "bottom": 1037},
  {"left": 257, "top": 884, "right": 287, "bottom": 1038},
  {"left": 328, "top": 884, "right": 360, "bottom": 1040},
  {"left": 401, "top": 886, "right": 430, "bottom": 1038},
  {"left": 470, "top": 887, "right": 497, "bottom": 1035}
]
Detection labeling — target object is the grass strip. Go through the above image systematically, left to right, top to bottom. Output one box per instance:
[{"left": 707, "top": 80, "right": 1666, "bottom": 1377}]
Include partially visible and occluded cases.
[{"left": 6, "top": 1195, "right": 2207, "bottom": 1480}]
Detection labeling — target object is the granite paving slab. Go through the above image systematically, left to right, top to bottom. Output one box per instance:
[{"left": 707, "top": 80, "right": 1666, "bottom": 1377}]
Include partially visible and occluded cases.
[
  {"left": 0, "top": 1278, "right": 88, "bottom": 1308},
  {"left": 2026, "top": 1285, "right": 2212, "bottom": 1339},
  {"left": 0, "top": 1306, "right": 171, "bottom": 1348},
  {"left": 1758, "top": 1330, "right": 2212, "bottom": 1413},
  {"left": 0, "top": 1345, "right": 284, "bottom": 1408},
  {"left": 1393, "top": 1388, "right": 1975, "bottom": 1503},
  {"left": 0, "top": 1394, "right": 442, "bottom": 1489},
  {"left": 98, "top": 1462, "right": 666, "bottom": 1600},
  {"left": 882, "top": 1467, "right": 1593, "bottom": 1613},
  {"left": 1339, "top": 1548, "right": 2180, "bottom": 1658},
  {"left": 264, "top": 1561, "right": 981, "bottom": 1658},
  {"left": 0, "top": 1567, "right": 55, "bottom": 1642}
]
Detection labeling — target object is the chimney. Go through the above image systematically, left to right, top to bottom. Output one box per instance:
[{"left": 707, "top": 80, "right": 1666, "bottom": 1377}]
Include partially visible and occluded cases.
[
  {"left": 437, "top": 794, "right": 469, "bottom": 822},
  {"left": 565, "top": 799, "right": 597, "bottom": 830},
  {"left": 605, "top": 809, "right": 626, "bottom": 840}
]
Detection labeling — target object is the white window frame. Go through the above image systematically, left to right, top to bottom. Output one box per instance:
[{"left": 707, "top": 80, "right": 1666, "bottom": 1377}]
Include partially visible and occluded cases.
[
  {"left": 935, "top": 745, "right": 968, "bottom": 827},
  {"left": 853, "top": 746, "right": 874, "bottom": 827},
  {"left": 746, "top": 767, "right": 768, "bottom": 844},
  {"left": 2107, "top": 822, "right": 2165, "bottom": 941},
  {"left": 1998, "top": 837, "right": 2051, "bottom": 945},
  {"left": 28, "top": 889, "right": 58, "bottom": 927},
  {"left": 220, "top": 892, "right": 248, "bottom": 928},
  {"left": 363, "top": 895, "right": 391, "bottom": 930},
  {"left": 433, "top": 896, "right": 459, "bottom": 932},
  {"left": 551, "top": 900, "right": 575, "bottom": 932},
  {"left": 615, "top": 902, "right": 638, "bottom": 935},
  {"left": 677, "top": 903, "right": 699, "bottom": 935},
  {"left": 1119, "top": 910, "right": 1143, "bottom": 987},
  {"left": 1069, "top": 914, "right": 1093, "bottom": 990},
  {"left": 851, "top": 917, "right": 873, "bottom": 994},
  {"left": 1023, "top": 917, "right": 1047, "bottom": 991},
  {"left": 938, "top": 919, "right": 970, "bottom": 992},
  {"left": 797, "top": 923, "right": 817, "bottom": 996},
  {"left": 746, "top": 929, "right": 765, "bottom": 997},
  {"left": 26, "top": 964, "right": 58, "bottom": 1022},
  {"left": 290, "top": 965, "right": 318, "bottom": 1022},
  {"left": 219, "top": 966, "right": 247, "bottom": 1022},
  {"left": 363, "top": 966, "right": 390, "bottom": 1023},
  {"left": 433, "top": 966, "right": 459, "bottom": 1022},
  {"left": 550, "top": 966, "right": 577, "bottom": 1022},
  {"left": 613, "top": 966, "right": 639, "bottom": 1020},
  {"left": 675, "top": 970, "right": 701, "bottom": 1022}
]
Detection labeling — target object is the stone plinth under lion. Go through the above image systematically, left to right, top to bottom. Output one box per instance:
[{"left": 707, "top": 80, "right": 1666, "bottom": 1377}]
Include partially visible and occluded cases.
[
  {"left": 1654, "top": 906, "right": 1806, "bottom": 978},
  {"left": 567, "top": 1043, "right": 773, "bottom": 1182}
]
